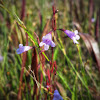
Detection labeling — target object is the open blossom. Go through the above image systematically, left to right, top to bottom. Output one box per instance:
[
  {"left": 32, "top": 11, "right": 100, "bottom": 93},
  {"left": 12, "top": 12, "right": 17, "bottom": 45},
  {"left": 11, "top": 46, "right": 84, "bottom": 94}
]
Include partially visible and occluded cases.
[
  {"left": 64, "top": 30, "right": 80, "bottom": 44},
  {"left": 39, "top": 33, "right": 55, "bottom": 50},
  {"left": 16, "top": 44, "right": 32, "bottom": 54},
  {"left": 53, "top": 90, "right": 63, "bottom": 100}
]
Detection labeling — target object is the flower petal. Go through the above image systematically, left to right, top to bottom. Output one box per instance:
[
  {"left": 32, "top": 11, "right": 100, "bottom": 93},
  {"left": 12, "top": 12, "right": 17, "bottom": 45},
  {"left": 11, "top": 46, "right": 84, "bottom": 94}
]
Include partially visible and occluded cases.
[
  {"left": 64, "top": 30, "right": 75, "bottom": 39},
  {"left": 74, "top": 30, "right": 78, "bottom": 35},
  {"left": 42, "top": 33, "right": 52, "bottom": 41},
  {"left": 75, "top": 35, "right": 80, "bottom": 40},
  {"left": 72, "top": 37, "right": 79, "bottom": 44},
  {"left": 50, "top": 41, "right": 55, "bottom": 47},
  {"left": 39, "top": 42, "right": 45, "bottom": 47},
  {"left": 16, "top": 44, "right": 32, "bottom": 54},
  {"left": 19, "top": 44, "right": 23, "bottom": 48},
  {"left": 44, "top": 44, "right": 49, "bottom": 51},
  {"left": 23, "top": 46, "right": 32, "bottom": 52},
  {"left": 16, "top": 48, "right": 23, "bottom": 54},
  {"left": 53, "top": 90, "right": 63, "bottom": 100}
]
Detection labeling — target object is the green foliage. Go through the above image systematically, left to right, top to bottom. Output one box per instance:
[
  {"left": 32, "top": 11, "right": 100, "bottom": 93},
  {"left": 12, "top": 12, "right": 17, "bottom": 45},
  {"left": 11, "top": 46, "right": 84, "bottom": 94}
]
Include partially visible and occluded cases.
[{"left": 0, "top": 0, "right": 100, "bottom": 100}]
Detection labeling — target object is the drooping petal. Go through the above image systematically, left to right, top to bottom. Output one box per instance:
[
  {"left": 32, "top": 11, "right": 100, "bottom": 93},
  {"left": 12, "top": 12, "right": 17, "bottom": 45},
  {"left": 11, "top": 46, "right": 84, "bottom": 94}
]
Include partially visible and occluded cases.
[
  {"left": 72, "top": 37, "right": 79, "bottom": 44},
  {"left": 50, "top": 41, "right": 55, "bottom": 47},
  {"left": 39, "top": 42, "right": 45, "bottom": 47},
  {"left": 44, "top": 44, "right": 49, "bottom": 51}
]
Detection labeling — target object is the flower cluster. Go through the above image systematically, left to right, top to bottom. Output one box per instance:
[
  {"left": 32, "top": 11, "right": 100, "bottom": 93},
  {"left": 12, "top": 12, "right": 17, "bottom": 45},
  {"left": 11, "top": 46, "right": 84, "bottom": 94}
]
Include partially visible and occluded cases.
[
  {"left": 16, "top": 29, "right": 80, "bottom": 54},
  {"left": 16, "top": 30, "right": 80, "bottom": 53}
]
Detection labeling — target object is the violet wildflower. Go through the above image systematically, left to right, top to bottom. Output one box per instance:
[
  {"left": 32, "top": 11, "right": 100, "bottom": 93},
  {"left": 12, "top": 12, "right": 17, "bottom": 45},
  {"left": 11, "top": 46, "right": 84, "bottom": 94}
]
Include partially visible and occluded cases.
[
  {"left": 91, "top": 18, "right": 95, "bottom": 23},
  {"left": 64, "top": 30, "right": 80, "bottom": 44},
  {"left": 39, "top": 33, "right": 55, "bottom": 50},
  {"left": 16, "top": 44, "right": 32, "bottom": 54},
  {"left": 0, "top": 55, "right": 3, "bottom": 62},
  {"left": 53, "top": 90, "right": 63, "bottom": 100}
]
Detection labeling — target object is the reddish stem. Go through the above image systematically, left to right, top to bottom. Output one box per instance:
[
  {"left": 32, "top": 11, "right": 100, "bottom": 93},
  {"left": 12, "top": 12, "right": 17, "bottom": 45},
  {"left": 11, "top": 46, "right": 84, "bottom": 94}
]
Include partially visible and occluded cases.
[
  {"left": 21, "top": 0, "right": 26, "bottom": 21},
  {"left": 50, "top": 1, "right": 57, "bottom": 100},
  {"left": 51, "top": 2, "right": 56, "bottom": 67},
  {"left": 34, "top": 32, "right": 40, "bottom": 44},
  {"left": 17, "top": 33, "right": 28, "bottom": 100},
  {"left": 31, "top": 48, "right": 39, "bottom": 100}
]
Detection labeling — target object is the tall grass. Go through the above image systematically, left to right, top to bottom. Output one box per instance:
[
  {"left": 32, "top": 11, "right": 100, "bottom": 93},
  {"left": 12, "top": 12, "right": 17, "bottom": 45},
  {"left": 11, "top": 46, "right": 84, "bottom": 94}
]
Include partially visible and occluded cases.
[{"left": 0, "top": 0, "right": 100, "bottom": 100}]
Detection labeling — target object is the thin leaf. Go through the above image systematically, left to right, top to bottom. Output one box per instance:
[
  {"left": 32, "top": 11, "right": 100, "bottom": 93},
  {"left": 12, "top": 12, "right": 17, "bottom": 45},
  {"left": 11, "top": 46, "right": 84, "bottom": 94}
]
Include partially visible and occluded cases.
[{"left": 79, "top": 33, "right": 100, "bottom": 72}]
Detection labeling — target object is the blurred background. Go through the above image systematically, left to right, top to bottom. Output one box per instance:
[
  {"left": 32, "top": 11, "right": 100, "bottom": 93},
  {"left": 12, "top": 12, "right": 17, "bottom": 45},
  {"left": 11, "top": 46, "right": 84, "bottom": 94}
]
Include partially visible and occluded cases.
[{"left": 0, "top": 0, "right": 100, "bottom": 100}]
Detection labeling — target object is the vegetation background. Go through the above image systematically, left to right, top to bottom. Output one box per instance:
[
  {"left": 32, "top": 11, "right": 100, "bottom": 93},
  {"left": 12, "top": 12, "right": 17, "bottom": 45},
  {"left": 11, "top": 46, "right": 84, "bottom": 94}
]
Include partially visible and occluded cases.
[{"left": 0, "top": 0, "right": 100, "bottom": 100}]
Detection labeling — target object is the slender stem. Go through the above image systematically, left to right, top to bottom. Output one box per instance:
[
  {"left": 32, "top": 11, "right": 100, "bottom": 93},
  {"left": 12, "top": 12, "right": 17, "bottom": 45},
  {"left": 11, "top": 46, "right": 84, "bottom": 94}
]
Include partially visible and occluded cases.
[
  {"left": 20, "top": 0, "right": 26, "bottom": 21},
  {"left": 51, "top": 0, "right": 56, "bottom": 67},
  {"left": 50, "top": 1, "right": 57, "bottom": 100},
  {"left": 17, "top": 33, "right": 28, "bottom": 100},
  {"left": 76, "top": 44, "right": 91, "bottom": 99}
]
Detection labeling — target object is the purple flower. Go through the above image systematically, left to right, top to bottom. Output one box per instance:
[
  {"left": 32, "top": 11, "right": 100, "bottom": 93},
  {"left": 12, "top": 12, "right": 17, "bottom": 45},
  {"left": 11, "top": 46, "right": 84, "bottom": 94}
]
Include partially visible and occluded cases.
[
  {"left": 91, "top": 18, "right": 95, "bottom": 23},
  {"left": 64, "top": 30, "right": 80, "bottom": 44},
  {"left": 39, "top": 33, "right": 55, "bottom": 50},
  {"left": 16, "top": 44, "right": 32, "bottom": 54},
  {"left": 0, "top": 55, "right": 3, "bottom": 62},
  {"left": 53, "top": 90, "right": 63, "bottom": 100}
]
